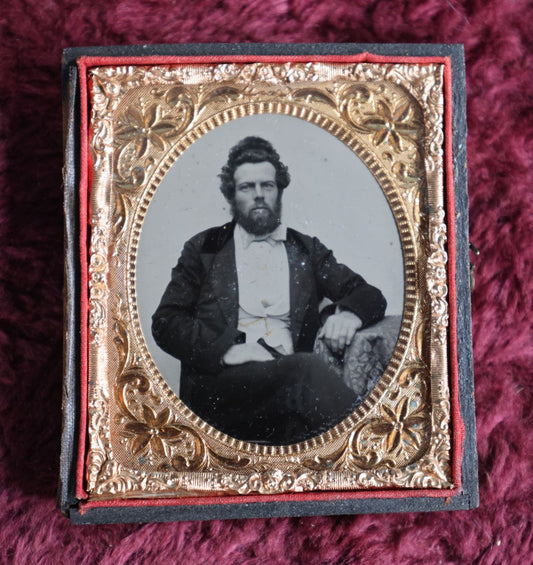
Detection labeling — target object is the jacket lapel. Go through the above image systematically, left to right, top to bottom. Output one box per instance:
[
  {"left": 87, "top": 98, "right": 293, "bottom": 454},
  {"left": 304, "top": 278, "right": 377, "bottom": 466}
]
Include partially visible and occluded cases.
[
  {"left": 205, "top": 225, "right": 239, "bottom": 329},
  {"left": 286, "top": 232, "right": 313, "bottom": 347}
]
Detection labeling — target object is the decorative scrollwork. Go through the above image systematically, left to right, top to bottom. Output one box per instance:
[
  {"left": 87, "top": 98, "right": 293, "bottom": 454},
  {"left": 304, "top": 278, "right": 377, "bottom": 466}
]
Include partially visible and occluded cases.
[
  {"left": 213, "top": 62, "right": 320, "bottom": 86},
  {"left": 343, "top": 90, "right": 423, "bottom": 151},
  {"left": 114, "top": 92, "right": 194, "bottom": 192},
  {"left": 428, "top": 207, "right": 449, "bottom": 344},
  {"left": 88, "top": 209, "right": 108, "bottom": 345},
  {"left": 301, "top": 359, "right": 430, "bottom": 474},
  {"left": 86, "top": 395, "right": 110, "bottom": 491}
]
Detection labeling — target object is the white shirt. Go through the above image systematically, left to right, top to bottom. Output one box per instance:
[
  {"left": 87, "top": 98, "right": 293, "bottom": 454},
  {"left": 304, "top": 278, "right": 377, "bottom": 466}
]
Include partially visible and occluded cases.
[{"left": 234, "top": 223, "right": 294, "bottom": 354}]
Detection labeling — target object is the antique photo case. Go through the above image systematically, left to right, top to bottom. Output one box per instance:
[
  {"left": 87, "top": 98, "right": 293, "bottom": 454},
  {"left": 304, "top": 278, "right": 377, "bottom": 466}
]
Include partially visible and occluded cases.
[{"left": 60, "top": 44, "right": 478, "bottom": 523}]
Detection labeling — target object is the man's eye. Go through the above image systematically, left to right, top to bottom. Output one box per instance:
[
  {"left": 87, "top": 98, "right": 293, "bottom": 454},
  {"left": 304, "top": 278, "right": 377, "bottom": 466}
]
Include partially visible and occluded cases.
[
  {"left": 263, "top": 183, "right": 276, "bottom": 190},
  {"left": 238, "top": 185, "right": 253, "bottom": 191}
]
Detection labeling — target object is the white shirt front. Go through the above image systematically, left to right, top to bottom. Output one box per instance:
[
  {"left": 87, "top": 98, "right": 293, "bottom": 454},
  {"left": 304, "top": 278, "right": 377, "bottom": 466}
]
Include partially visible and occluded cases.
[{"left": 234, "top": 223, "right": 294, "bottom": 354}]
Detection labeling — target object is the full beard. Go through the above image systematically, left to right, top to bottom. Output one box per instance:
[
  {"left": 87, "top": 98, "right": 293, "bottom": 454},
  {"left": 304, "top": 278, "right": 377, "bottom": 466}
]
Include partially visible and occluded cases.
[{"left": 232, "top": 197, "right": 282, "bottom": 236}]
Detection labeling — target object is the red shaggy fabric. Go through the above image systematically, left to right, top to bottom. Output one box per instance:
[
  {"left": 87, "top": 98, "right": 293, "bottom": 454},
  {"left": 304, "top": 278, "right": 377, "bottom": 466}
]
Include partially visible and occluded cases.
[{"left": 1, "top": 0, "right": 532, "bottom": 563}]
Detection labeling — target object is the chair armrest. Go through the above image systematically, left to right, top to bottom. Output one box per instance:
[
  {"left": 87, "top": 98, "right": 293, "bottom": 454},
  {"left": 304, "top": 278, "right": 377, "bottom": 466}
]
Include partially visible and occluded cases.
[{"left": 314, "top": 315, "right": 402, "bottom": 398}]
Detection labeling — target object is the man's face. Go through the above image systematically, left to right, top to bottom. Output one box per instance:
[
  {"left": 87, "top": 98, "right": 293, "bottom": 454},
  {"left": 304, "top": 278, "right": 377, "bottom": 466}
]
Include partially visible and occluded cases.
[{"left": 232, "top": 161, "right": 281, "bottom": 236}]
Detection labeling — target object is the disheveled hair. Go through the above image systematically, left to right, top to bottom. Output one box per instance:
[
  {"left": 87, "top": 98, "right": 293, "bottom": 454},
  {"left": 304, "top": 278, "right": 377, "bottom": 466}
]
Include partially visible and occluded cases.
[{"left": 218, "top": 136, "right": 290, "bottom": 200}]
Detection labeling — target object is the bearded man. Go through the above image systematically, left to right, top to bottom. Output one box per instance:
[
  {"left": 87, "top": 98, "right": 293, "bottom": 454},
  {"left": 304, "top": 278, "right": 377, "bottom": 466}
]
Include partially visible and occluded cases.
[{"left": 152, "top": 136, "right": 386, "bottom": 444}]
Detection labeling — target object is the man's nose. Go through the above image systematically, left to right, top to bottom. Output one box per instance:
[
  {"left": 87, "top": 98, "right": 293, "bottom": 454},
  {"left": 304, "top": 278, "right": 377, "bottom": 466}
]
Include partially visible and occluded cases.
[{"left": 253, "top": 184, "right": 264, "bottom": 198}]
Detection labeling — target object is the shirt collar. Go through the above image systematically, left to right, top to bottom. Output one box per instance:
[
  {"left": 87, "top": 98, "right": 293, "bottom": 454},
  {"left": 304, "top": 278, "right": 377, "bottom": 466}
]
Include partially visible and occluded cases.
[{"left": 237, "top": 223, "right": 287, "bottom": 248}]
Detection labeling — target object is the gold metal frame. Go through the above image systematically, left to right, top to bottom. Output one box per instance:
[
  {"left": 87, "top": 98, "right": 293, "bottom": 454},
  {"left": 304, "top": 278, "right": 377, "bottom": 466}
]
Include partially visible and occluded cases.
[{"left": 85, "top": 61, "right": 451, "bottom": 499}]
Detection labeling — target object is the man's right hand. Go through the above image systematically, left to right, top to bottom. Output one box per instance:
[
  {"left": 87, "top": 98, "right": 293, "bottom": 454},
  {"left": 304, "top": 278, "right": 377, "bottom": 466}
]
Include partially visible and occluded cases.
[{"left": 222, "top": 343, "right": 274, "bottom": 366}]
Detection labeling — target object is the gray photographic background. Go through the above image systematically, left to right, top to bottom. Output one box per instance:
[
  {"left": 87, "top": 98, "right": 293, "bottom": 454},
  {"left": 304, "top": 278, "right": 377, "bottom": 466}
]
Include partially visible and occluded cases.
[{"left": 136, "top": 114, "right": 404, "bottom": 394}]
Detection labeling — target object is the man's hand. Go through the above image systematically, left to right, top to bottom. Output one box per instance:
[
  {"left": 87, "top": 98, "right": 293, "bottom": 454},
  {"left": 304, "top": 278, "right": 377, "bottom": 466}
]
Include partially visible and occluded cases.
[
  {"left": 318, "top": 309, "right": 362, "bottom": 354},
  {"left": 222, "top": 343, "right": 274, "bottom": 366}
]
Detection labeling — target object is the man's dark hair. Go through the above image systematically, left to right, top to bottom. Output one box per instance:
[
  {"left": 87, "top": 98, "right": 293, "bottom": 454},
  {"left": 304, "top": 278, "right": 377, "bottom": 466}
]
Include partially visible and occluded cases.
[{"left": 219, "top": 136, "right": 290, "bottom": 200}]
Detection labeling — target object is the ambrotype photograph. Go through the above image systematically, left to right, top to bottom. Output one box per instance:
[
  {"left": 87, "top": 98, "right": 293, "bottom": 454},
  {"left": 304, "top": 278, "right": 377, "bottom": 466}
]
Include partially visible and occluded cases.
[
  {"left": 60, "top": 47, "right": 477, "bottom": 521},
  {"left": 138, "top": 115, "right": 404, "bottom": 446}
]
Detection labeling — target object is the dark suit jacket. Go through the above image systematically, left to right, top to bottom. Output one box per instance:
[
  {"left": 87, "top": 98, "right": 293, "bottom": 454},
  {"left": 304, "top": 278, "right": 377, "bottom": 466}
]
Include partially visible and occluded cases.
[{"left": 152, "top": 222, "right": 386, "bottom": 401}]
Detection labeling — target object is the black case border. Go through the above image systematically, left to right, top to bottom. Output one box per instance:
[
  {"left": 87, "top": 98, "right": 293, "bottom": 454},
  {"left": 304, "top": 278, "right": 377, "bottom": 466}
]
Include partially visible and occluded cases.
[{"left": 60, "top": 43, "right": 478, "bottom": 524}]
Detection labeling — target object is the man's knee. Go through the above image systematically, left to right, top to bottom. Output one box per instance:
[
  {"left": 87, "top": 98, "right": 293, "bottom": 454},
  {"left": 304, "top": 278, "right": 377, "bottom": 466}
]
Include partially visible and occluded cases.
[{"left": 279, "top": 352, "right": 326, "bottom": 373}]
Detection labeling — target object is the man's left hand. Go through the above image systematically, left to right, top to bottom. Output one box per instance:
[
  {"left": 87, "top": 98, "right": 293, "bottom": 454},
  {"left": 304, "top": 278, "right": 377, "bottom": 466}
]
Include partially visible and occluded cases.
[{"left": 318, "top": 309, "right": 362, "bottom": 354}]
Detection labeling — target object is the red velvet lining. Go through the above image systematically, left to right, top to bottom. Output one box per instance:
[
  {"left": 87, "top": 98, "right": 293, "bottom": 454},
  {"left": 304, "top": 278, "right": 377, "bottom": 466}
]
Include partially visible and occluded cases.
[
  {"left": 75, "top": 53, "right": 463, "bottom": 506},
  {"left": 78, "top": 53, "right": 450, "bottom": 67},
  {"left": 443, "top": 58, "right": 465, "bottom": 490},
  {"left": 76, "top": 59, "right": 90, "bottom": 501},
  {"left": 79, "top": 485, "right": 459, "bottom": 515}
]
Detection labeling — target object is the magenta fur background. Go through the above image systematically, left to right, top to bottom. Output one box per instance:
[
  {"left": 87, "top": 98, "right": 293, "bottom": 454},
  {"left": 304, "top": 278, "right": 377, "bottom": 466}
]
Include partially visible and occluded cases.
[{"left": 0, "top": 0, "right": 531, "bottom": 563}]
